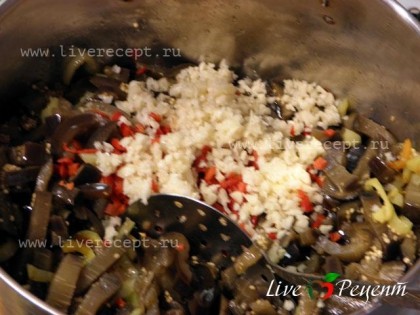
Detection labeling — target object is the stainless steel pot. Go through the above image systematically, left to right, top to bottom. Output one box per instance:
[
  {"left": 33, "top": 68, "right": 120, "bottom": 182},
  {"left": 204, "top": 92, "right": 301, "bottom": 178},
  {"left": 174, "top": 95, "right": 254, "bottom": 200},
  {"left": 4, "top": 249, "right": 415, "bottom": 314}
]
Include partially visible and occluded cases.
[{"left": 0, "top": 0, "right": 419, "bottom": 314}]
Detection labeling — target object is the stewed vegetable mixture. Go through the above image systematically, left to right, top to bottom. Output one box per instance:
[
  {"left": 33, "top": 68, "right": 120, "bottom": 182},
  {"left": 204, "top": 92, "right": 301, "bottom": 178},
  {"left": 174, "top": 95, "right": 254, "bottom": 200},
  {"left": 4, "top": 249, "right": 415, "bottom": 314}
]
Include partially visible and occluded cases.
[{"left": 0, "top": 60, "right": 419, "bottom": 315}]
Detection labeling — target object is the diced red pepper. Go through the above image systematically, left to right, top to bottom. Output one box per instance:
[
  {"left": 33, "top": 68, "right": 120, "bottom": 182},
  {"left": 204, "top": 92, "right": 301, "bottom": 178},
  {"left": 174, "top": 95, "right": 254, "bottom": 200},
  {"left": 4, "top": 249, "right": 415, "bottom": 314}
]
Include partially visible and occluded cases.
[
  {"left": 136, "top": 65, "right": 147, "bottom": 75},
  {"left": 110, "top": 112, "right": 122, "bottom": 122},
  {"left": 149, "top": 112, "right": 162, "bottom": 123},
  {"left": 120, "top": 123, "right": 134, "bottom": 137},
  {"left": 134, "top": 123, "right": 146, "bottom": 133},
  {"left": 290, "top": 125, "right": 296, "bottom": 137},
  {"left": 324, "top": 129, "right": 336, "bottom": 138},
  {"left": 111, "top": 138, "right": 127, "bottom": 153},
  {"left": 63, "top": 143, "right": 97, "bottom": 154},
  {"left": 193, "top": 145, "right": 212, "bottom": 169},
  {"left": 251, "top": 150, "right": 259, "bottom": 170},
  {"left": 313, "top": 156, "right": 328, "bottom": 170},
  {"left": 57, "top": 157, "right": 74, "bottom": 165},
  {"left": 57, "top": 163, "right": 68, "bottom": 178},
  {"left": 67, "top": 163, "right": 80, "bottom": 177},
  {"left": 204, "top": 166, "right": 217, "bottom": 184},
  {"left": 220, "top": 173, "right": 242, "bottom": 190},
  {"left": 101, "top": 175, "right": 114, "bottom": 187},
  {"left": 315, "top": 175, "right": 325, "bottom": 187},
  {"left": 113, "top": 176, "right": 124, "bottom": 196},
  {"left": 151, "top": 179, "right": 159, "bottom": 193},
  {"left": 237, "top": 181, "right": 247, "bottom": 193},
  {"left": 297, "top": 189, "right": 314, "bottom": 212},
  {"left": 105, "top": 198, "right": 126, "bottom": 216},
  {"left": 212, "top": 202, "right": 226, "bottom": 214},
  {"left": 311, "top": 214, "right": 326, "bottom": 229},
  {"left": 250, "top": 215, "right": 259, "bottom": 227},
  {"left": 329, "top": 231, "right": 341, "bottom": 242},
  {"left": 268, "top": 232, "right": 277, "bottom": 240},
  {"left": 175, "top": 243, "right": 185, "bottom": 252},
  {"left": 115, "top": 298, "right": 126, "bottom": 309}
]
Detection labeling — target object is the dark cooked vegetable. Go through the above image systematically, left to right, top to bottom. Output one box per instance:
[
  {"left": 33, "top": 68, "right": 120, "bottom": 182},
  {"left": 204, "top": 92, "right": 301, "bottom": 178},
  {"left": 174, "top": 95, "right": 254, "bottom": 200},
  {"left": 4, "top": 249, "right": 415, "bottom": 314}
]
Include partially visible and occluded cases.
[
  {"left": 103, "top": 65, "right": 131, "bottom": 83},
  {"left": 89, "top": 75, "right": 127, "bottom": 100},
  {"left": 50, "top": 113, "right": 103, "bottom": 155},
  {"left": 44, "top": 114, "right": 62, "bottom": 134},
  {"left": 353, "top": 115, "right": 397, "bottom": 145},
  {"left": 85, "top": 121, "right": 118, "bottom": 148},
  {"left": 324, "top": 141, "right": 347, "bottom": 167},
  {"left": 352, "top": 141, "right": 378, "bottom": 180},
  {"left": 8, "top": 142, "right": 47, "bottom": 166},
  {"left": 346, "top": 145, "right": 365, "bottom": 173},
  {"left": 368, "top": 155, "right": 397, "bottom": 184},
  {"left": 35, "top": 158, "right": 53, "bottom": 192},
  {"left": 71, "top": 164, "right": 102, "bottom": 185},
  {"left": 322, "top": 164, "right": 360, "bottom": 200},
  {"left": 1, "top": 165, "right": 41, "bottom": 187},
  {"left": 402, "top": 175, "right": 420, "bottom": 224},
  {"left": 79, "top": 183, "right": 111, "bottom": 200},
  {"left": 52, "top": 184, "right": 80, "bottom": 207},
  {"left": 27, "top": 191, "right": 53, "bottom": 242},
  {"left": 360, "top": 192, "right": 399, "bottom": 259},
  {"left": 85, "top": 209, "right": 105, "bottom": 238},
  {"left": 49, "top": 215, "right": 69, "bottom": 245},
  {"left": 298, "top": 228, "right": 317, "bottom": 246},
  {"left": 315, "top": 228, "right": 372, "bottom": 262},
  {"left": 160, "top": 232, "right": 192, "bottom": 284},
  {"left": 0, "top": 236, "right": 18, "bottom": 263},
  {"left": 400, "top": 237, "right": 417, "bottom": 266},
  {"left": 76, "top": 241, "right": 127, "bottom": 293},
  {"left": 233, "top": 244, "right": 262, "bottom": 275},
  {"left": 32, "top": 249, "right": 54, "bottom": 271},
  {"left": 46, "top": 254, "right": 84, "bottom": 313},
  {"left": 323, "top": 255, "right": 343, "bottom": 275},
  {"left": 75, "top": 272, "right": 121, "bottom": 315},
  {"left": 249, "top": 299, "right": 277, "bottom": 315}
]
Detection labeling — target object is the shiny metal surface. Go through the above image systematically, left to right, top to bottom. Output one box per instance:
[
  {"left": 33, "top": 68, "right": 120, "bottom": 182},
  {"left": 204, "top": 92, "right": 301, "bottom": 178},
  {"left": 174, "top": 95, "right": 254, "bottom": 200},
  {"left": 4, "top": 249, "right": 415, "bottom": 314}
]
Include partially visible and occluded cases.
[{"left": 0, "top": 0, "right": 419, "bottom": 314}]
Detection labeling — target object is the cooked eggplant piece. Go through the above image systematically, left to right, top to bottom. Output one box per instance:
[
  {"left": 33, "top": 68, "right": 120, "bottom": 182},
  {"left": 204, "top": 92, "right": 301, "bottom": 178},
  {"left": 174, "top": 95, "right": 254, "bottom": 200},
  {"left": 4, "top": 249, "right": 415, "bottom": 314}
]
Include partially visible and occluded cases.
[
  {"left": 103, "top": 65, "right": 131, "bottom": 83},
  {"left": 89, "top": 75, "right": 127, "bottom": 100},
  {"left": 50, "top": 113, "right": 103, "bottom": 155},
  {"left": 44, "top": 114, "right": 62, "bottom": 134},
  {"left": 353, "top": 115, "right": 397, "bottom": 145},
  {"left": 85, "top": 121, "right": 118, "bottom": 148},
  {"left": 325, "top": 141, "right": 347, "bottom": 167},
  {"left": 352, "top": 141, "right": 378, "bottom": 180},
  {"left": 9, "top": 142, "right": 47, "bottom": 166},
  {"left": 346, "top": 145, "right": 365, "bottom": 173},
  {"left": 368, "top": 155, "right": 397, "bottom": 184},
  {"left": 35, "top": 158, "right": 53, "bottom": 192},
  {"left": 71, "top": 164, "right": 102, "bottom": 186},
  {"left": 322, "top": 164, "right": 360, "bottom": 200},
  {"left": 1, "top": 165, "right": 41, "bottom": 187},
  {"left": 402, "top": 175, "right": 420, "bottom": 224},
  {"left": 79, "top": 183, "right": 111, "bottom": 200},
  {"left": 52, "top": 184, "right": 81, "bottom": 207},
  {"left": 27, "top": 191, "right": 53, "bottom": 242},
  {"left": 360, "top": 192, "right": 400, "bottom": 259},
  {"left": 0, "top": 195, "right": 21, "bottom": 237},
  {"left": 92, "top": 198, "right": 107, "bottom": 219},
  {"left": 49, "top": 215, "right": 69, "bottom": 246},
  {"left": 315, "top": 228, "right": 372, "bottom": 262},
  {"left": 159, "top": 232, "right": 192, "bottom": 284},
  {"left": 0, "top": 236, "right": 18, "bottom": 263},
  {"left": 400, "top": 237, "right": 417, "bottom": 266},
  {"left": 76, "top": 240, "right": 127, "bottom": 293},
  {"left": 32, "top": 249, "right": 54, "bottom": 271},
  {"left": 46, "top": 254, "right": 84, "bottom": 313},
  {"left": 323, "top": 255, "right": 343, "bottom": 275},
  {"left": 75, "top": 272, "right": 121, "bottom": 315},
  {"left": 325, "top": 295, "right": 374, "bottom": 315},
  {"left": 249, "top": 299, "right": 277, "bottom": 315}
]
